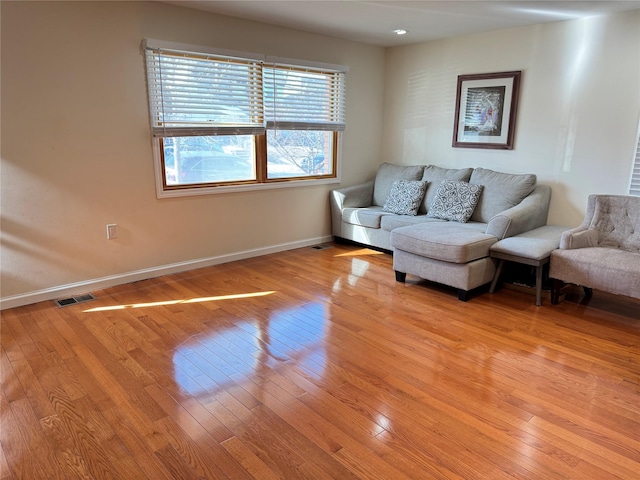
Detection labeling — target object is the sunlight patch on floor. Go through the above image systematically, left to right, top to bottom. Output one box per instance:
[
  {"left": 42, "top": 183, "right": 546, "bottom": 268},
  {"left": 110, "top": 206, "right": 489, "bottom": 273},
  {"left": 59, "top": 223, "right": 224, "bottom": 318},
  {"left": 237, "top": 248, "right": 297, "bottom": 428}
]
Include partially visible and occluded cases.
[
  {"left": 334, "top": 248, "right": 384, "bottom": 257},
  {"left": 83, "top": 291, "right": 277, "bottom": 312}
]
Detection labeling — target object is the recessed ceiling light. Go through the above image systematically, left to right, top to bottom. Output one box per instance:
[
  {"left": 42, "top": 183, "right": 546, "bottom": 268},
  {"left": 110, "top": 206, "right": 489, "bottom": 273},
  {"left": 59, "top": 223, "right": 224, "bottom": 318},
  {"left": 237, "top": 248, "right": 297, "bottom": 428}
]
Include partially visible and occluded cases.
[{"left": 394, "top": 29, "right": 408, "bottom": 35}]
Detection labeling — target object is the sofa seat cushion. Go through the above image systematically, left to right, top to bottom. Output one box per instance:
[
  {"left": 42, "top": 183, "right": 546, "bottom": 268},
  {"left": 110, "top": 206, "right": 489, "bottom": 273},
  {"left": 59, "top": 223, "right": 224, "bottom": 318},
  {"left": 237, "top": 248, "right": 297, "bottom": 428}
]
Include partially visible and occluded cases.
[
  {"left": 343, "top": 206, "right": 392, "bottom": 228},
  {"left": 381, "top": 215, "right": 445, "bottom": 232},
  {"left": 391, "top": 223, "right": 498, "bottom": 264},
  {"left": 491, "top": 225, "right": 568, "bottom": 261},
  {"left": 551, "top": 248, "right": 640, "bottom": 299}
]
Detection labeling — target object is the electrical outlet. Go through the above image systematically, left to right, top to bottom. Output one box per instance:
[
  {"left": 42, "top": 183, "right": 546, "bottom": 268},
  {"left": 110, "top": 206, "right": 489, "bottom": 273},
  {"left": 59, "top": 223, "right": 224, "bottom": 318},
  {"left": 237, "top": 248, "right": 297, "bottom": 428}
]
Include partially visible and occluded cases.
[{"left": 106, "top": 224, "right": 117, "bottom": 240}]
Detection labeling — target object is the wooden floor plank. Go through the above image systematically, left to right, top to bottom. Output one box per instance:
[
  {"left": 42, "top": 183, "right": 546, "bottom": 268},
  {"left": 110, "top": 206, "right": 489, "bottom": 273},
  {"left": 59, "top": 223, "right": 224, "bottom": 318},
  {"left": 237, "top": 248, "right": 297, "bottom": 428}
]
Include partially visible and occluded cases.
[
  {"left": 1, "top": 243, "right": 639, "bottom": 479},
  {"left": 1, "top": 399, "right": 49, "bottom": 479},
  {"left": 220, "top": 435, "right": 281, "bottom": 480}
]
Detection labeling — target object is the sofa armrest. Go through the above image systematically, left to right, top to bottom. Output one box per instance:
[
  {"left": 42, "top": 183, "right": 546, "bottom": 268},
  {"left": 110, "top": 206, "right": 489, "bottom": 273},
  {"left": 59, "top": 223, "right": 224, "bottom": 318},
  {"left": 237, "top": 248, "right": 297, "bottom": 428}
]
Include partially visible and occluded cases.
[
  {"left": 330, "top": 180, "right": 375, "bottom": 238},
  {"left": 331, "top": 180, "right": 375, "bottom": 209},
  {"left": 485, "top": 184, "right": 551, "bottom": 239},
  {"left": 559, "top": 227, "right": 599, "bottom": 249}
]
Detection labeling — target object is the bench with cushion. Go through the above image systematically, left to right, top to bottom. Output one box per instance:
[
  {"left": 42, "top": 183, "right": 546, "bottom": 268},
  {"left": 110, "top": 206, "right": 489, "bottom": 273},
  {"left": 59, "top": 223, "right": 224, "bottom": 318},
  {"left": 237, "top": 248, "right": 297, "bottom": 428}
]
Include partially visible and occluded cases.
[{"left": 489, "top": 225, "right": 568, "bottom": 305}]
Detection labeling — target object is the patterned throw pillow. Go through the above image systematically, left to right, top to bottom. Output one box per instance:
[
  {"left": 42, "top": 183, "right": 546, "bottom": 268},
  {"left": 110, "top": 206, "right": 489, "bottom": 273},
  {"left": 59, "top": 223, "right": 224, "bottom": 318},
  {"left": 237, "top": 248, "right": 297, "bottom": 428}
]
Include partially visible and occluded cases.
[
  {"left": 383, "top": 180, "right": 428, "bottom": 215},
  {"left": 427, "top": 180, "right": 483, "bottom": 223}
]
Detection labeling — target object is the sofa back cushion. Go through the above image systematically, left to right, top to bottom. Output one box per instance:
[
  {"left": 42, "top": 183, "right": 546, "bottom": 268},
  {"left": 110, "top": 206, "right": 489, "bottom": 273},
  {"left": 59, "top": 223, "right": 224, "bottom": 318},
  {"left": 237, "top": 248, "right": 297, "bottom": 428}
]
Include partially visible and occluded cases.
[
  {"left": 372, "top": 163, "right": 424, "bottom": 206},
  {"left": 420, "top": 166, "right": 473, "bottom": 214},
  {"left": 470, "top": 168, "right": 537, "bottom": 222},
  {"left": 590, "top": 195, "right": 640, "bottom": 253}
]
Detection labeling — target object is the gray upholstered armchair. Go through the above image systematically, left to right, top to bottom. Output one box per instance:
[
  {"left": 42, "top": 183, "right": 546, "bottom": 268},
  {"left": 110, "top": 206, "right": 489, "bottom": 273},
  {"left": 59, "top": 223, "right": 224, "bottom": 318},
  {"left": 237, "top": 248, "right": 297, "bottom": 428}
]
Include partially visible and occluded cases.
[{"left": 549, "top": 194, "right": 640, "bottom": 303}]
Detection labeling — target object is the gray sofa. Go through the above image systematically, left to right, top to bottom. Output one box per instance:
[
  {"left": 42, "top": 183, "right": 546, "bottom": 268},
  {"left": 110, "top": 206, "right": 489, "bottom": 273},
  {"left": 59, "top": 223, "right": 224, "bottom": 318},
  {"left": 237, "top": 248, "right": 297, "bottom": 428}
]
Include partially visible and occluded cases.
[
  {"left": 330, "top": 163, "right": 551, "bottom": 300},
  {"left": 550, "top": 194, "right": 640, "bottom": 302}
]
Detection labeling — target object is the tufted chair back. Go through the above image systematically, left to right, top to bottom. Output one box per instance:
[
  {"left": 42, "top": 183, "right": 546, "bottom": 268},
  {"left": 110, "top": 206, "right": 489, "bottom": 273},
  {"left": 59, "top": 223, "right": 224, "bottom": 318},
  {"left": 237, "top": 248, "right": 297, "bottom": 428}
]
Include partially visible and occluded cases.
[{"left": 587, "top": 195, "right": 640, "bottom": 252}]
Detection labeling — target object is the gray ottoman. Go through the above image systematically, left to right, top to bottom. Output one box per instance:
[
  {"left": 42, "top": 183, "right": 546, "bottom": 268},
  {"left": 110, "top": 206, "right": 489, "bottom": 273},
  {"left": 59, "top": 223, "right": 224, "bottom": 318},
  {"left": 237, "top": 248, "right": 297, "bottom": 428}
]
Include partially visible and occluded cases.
[{"left": 391, "top": 222, "right": 499, "bottom": 301}]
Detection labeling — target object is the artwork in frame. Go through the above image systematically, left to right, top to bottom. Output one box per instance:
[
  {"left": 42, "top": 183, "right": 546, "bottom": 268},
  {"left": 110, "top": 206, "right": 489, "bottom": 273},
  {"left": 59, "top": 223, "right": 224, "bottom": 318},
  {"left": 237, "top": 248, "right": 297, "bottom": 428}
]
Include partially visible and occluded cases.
[{"left": 452, "top": 71, "right": 521, "bottom": 150}]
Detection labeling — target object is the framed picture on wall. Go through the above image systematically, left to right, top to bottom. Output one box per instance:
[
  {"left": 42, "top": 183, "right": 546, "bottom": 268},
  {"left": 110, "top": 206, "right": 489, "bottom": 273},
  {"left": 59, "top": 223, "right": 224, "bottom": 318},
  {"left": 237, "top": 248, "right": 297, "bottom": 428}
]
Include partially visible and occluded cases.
[{"left": 452, "top": 70, "right": 521, "bottom": 150}]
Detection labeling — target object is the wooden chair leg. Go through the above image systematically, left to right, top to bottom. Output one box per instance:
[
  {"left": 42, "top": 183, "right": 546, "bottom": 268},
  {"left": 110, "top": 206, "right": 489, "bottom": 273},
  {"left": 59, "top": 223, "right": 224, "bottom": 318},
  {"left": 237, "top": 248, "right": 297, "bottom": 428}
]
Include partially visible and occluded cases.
[
  {"left": 551, "top": 278, "right": 564, "bottom": 304},
  {"left": 577, "top": 286, "right": 594, "bottom": 305}
]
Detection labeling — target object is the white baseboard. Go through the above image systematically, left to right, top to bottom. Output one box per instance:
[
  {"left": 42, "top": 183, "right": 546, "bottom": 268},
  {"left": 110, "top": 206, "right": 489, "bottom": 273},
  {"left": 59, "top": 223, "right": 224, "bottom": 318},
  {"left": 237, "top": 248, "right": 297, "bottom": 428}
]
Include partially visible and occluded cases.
[{"left": 0, "top": 236, "right": 334, "bottom": 310}]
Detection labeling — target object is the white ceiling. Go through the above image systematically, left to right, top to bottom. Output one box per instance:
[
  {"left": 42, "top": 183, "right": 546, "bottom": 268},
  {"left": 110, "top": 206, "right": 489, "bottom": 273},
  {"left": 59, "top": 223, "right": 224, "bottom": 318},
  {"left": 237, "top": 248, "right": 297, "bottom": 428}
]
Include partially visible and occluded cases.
[{"left": 163, "top": 0, "right": 640, "bottom": 47}]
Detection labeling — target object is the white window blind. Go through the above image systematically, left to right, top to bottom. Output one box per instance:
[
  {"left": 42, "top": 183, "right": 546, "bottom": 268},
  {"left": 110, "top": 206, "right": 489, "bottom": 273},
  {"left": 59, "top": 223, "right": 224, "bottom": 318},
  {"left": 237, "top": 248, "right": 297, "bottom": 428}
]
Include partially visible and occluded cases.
[
  {"left": 144, "top": 47, "right": 265, "bottom": 137},
  {"left": 264, "top": 64, "right": 346, "bottom": 131},
  {"left": 630, "top": 130, "right": 640, "bottom": 196}
]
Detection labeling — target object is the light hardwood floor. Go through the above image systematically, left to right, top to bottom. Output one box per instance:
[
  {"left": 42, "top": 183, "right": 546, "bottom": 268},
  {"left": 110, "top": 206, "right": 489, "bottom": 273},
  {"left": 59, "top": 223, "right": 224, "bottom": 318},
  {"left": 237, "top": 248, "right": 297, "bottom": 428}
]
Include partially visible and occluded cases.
[{"left": 1, "top": 243, "right": 639, "bottom": 479}]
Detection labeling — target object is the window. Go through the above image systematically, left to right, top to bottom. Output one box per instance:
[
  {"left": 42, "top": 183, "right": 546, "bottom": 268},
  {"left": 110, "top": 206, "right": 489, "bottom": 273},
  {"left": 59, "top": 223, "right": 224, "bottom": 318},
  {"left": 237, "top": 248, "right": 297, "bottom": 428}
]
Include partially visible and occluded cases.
[
  {"left": 143, "top": 40, "right": 347, "bottom": 197},
  {"left": 630, "top": 124, "right": 640, "bottom": 196}
]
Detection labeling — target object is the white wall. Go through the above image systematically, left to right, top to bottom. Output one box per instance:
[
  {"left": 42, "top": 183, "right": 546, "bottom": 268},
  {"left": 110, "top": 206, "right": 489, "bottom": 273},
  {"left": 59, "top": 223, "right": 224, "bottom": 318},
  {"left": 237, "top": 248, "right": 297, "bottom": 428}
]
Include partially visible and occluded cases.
[
  {"left": 0, "top": 1, "right": 385, "bottom": 303},
  {"left": 383, "top": 10, "right": 640, "bottom": 226}
]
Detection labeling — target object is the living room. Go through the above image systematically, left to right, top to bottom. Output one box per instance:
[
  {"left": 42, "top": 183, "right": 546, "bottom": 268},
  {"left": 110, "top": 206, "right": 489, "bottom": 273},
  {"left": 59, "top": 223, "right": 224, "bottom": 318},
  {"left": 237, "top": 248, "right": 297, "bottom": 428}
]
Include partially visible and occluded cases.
[
  {"left": 1, "top": 1, "right": 639, "bottom": 478},
  {"left": 2, "top": 1, "right": 639, "bottom": 308}
]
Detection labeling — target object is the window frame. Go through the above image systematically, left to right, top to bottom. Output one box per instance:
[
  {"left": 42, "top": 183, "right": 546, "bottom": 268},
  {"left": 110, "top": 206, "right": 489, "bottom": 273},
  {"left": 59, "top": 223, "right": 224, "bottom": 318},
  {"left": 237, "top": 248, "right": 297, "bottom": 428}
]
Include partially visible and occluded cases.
[{"left": 143, "top": 39, "right": 346, "bottom": 198}]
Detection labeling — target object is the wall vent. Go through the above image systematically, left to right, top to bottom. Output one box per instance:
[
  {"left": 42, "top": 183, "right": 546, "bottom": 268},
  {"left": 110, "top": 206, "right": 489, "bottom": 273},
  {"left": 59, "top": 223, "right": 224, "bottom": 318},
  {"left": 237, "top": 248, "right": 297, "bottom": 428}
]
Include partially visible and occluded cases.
[{"left": 54, "top": 293, "right": 96, "bottom": 308}]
